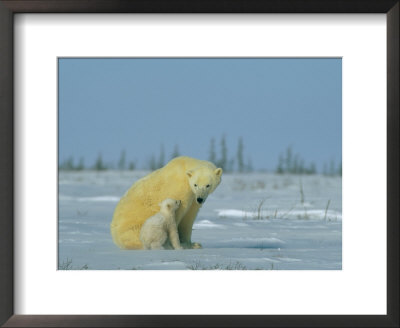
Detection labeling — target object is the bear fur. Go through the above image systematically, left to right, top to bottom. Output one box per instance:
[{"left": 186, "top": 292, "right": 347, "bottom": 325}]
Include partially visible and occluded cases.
[
  {"left": 110, "top": 156, "right": 223, "bottom": 249},
  {"left": 140, "top": 198, "right": 182, "bottom": 250}
]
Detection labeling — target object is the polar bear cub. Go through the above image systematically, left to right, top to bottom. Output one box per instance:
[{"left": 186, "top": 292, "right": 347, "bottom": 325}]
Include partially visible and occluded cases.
[{"left": 140, "top": 198, "right": 182, "bottom": 250}]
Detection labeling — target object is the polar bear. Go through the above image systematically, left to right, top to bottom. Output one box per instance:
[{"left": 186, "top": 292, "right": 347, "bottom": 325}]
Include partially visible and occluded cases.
[
  {"left": 110, "top": 156, "right": 223, "bottom": 249},
  {"left": 140, "top": 198, "right": 182, "bottom": 250}
]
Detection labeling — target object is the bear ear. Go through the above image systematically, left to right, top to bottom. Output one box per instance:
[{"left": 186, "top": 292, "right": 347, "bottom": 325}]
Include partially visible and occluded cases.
[
  {"left": 215, "top": 168, "right": 223, "bottom": 177},
  {"left": 186, "top": 170, "right": 193, "bottom": 178}
]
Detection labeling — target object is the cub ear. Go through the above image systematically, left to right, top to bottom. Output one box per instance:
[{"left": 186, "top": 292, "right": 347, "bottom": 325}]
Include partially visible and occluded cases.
[
  {"left": 215, "top": 168, "right": 223, "bottom": 177},
  {"left": 186, "top": 170, "right": 193, "bottom": 178}
]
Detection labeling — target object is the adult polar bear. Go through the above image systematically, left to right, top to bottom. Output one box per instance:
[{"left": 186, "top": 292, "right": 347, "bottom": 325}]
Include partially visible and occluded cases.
[{"left": 111, "top": 156, "right": 223, "bottom": 249}]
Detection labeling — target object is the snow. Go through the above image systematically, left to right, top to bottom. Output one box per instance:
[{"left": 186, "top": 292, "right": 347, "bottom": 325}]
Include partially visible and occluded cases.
[
  {"left": 58, "top": 171, "right": 342, "bottom": 270},
  {"left": 60, "top": 195, "right": 120, "bottom": 202}
]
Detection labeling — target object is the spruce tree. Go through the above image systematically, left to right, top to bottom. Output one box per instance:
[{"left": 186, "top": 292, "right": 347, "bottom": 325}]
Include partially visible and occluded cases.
[
  {"left": 219, "top": 135, "right": 228, "bottom": 171},
  {"left": 237, "top": 137, "right": 244, "bottom": 172},
  {"left": 209, "top": 138, "right": 216, "bottom": 164},
  {"left": 158, "top": 144, "right": 165, "bottom": 169},
  {"left": 171, "top": 144, "right": 180, "bottom": 159},
  {"left": 285, "top": 146, "right": 293, "bottom": 173},
  {"left": 118, "top": 150, "right": 126, "bottom": 170},
  {"left": 94, "top": 153, "right": 107, "bottom": 171},
  {"left": 276, "top": 154, "right": 284, "bottom": 174},
  {"left": 149, "top": 155, "right": 157, "bottom": 171},
  {"left": 76, "top": 157, "right": 84, "bottom": 171},
  {"left": 329, "top": 159, "right": 335, "bottom": 176},
  {"left": 128, "top": 161, "right": 135, "bottom": 170},
  {"left": 337, "top": 161, "right": 342, "bottom": 176},
  {"left": 308, "top": 162, "right": 317, "bottom": 175},
  {"left": 323, "top": 162, "right": 328, "bottom": 176}
]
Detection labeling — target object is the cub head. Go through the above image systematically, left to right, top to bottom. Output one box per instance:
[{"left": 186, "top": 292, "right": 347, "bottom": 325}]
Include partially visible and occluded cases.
[
  {"left": 186, "top": 166, "right": 223, "bottom": 205},
  {"left": 159, "top": 198, "right": 181, "bottom": 214}
]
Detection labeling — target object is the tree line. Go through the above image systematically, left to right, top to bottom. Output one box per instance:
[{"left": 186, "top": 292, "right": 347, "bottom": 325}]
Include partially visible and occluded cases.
[
  {"left": 208, "top": 136, "right": 253, "bottom": 173},
  {"left": 59, "top": 137, "right": 341, "bottom": 176},
  {"left": 275, "top": 146, "right": 341, "bottom": 176}
]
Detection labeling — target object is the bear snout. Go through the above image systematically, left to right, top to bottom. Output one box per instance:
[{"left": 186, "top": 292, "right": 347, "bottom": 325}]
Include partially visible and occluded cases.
[{"left": 196, "top": 197, "right": 204, "bottom": 204}]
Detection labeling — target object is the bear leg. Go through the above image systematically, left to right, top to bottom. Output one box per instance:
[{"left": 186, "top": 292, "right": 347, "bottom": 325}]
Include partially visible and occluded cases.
[
  {"left": 178, "top": 203, "right": 201, "bottom": 249},
  {"left": 168, "top": 224, "right": 183, "bottom": 250},
  {"left": 114, "top": 226, "right": 143, "bottom": 250},
  {"left": 150, "top": 241, "right": 164, "bottom": 250}
]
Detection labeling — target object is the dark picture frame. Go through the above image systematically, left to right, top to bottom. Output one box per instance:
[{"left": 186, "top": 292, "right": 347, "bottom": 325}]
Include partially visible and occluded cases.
[{"left": 0, "top": 0, "right": 398, "bottom": 327}]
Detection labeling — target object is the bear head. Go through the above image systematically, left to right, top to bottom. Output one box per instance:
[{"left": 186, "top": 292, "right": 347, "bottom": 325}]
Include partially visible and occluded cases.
[
  {"left": 186, "top": 166, "right": 223, "bottom": 205},
  {"left": 159, "top": 198, "right": 181, "bottom": 214}
]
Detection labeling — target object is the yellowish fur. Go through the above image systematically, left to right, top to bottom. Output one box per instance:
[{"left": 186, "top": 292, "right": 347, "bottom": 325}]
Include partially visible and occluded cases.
[{"left": 110, "top": 156, "right": 222, "bottom": 249}]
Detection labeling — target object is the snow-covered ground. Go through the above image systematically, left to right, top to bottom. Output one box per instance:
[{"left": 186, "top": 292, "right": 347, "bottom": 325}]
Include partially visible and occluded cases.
[{"left": 58, "top": 171, "right": 342, "bottom": 270}]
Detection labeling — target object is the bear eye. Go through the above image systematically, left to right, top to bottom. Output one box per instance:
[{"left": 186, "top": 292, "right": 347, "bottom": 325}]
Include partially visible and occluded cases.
[
  {"left": 194, "top": 184, "right": 197, "bottom": 187},
  {"left": 206, "top": 184, "right": 210, "bottom": 188}
]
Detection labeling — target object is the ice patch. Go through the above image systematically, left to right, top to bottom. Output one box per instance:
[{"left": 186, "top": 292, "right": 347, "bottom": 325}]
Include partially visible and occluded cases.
[
  {"left": 216, "top": 208, "right": 342, "bottom": 221},
  {"left": 216, "top": 209, "right": 247, "bottom": 218},
  {"left": 288, "top": 209, "right": 342, "bottom": 221},
  {"left": 194, "top": 220, "right": 225, "bottom": 229},
  {"left": 246, "top": 257, "right": 279, "bottom": 263},
  {"left": 278, "top": 257, "right": 302, "bottom": 262},
  {"left": 262, "top": 258, "right": 280, "bottom": 263}
]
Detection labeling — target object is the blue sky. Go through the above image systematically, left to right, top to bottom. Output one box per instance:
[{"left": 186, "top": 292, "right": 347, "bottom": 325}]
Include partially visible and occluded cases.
[{"left": 58, "top": 58, "right": 341, "bottom": 171}]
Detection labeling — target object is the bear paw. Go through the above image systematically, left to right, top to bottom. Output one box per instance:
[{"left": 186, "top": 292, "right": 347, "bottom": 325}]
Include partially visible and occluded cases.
[
  {"left": 181, "top": 241, "right": 202, "bottom": 249},
  {"left": 191, "top": 242, "right": 202, "bottom": 249}
]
